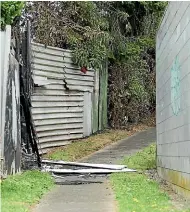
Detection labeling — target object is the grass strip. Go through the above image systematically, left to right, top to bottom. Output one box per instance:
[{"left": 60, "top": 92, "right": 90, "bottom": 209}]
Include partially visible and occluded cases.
[
  {"left": 45, "top": 130, "right": 130, "bottom": 161},
  {"left": 110, "top": 144, "right": 189, "bottom": 212},
  {"left": 1, "top": 170, "right": 54, "bottom": 212}
]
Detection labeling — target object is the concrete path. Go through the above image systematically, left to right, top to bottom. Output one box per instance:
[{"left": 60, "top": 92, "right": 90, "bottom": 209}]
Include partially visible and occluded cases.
[{"left": 33, "top": 128, "right": 156, "bottom": 212}]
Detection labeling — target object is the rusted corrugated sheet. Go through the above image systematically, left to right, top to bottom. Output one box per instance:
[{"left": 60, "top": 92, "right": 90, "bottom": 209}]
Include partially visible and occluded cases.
[{"left": 31, "top": 42, "right": 95, "bottom": 152}]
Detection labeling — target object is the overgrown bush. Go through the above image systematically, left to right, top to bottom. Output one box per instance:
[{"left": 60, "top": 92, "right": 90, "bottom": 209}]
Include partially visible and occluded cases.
[
  {"left": 1, "top": 1, "right": 24, "bottom": 30},
  {"left": 24, "top": 1, "right": 166, "bottom": 128},
  {"left": 108, "top": 37, "right": 156, "bottom": 128}
]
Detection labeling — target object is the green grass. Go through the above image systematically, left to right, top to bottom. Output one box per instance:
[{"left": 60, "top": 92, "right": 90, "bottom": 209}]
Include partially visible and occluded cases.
[
  {"left": 110, "top": 144, "right": 188, "bottom": 212},
  {"left": 122, "top": 144, "right": 156, "bottom": 170},
  {"left": 1, "top": 170, "right": 54, "bottom": 212}
]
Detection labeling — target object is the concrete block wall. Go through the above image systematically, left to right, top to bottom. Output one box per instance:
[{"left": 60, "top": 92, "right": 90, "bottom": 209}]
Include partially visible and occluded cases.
[{"left": 156, "top": 1, "right": 190, "bottom": 198}]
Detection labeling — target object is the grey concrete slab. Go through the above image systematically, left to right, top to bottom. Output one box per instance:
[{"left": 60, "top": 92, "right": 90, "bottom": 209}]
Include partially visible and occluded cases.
[
  {"left": 33, "top": 128, "right": 156, "bottom": 212},
  {"left": 34, "top": 183, "right": 115, "bottom": 212}
]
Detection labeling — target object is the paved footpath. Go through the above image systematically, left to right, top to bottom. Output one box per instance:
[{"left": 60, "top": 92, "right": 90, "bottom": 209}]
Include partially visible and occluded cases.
[{"left": 33, "top": 128, "right": 156, "bottom": 212}]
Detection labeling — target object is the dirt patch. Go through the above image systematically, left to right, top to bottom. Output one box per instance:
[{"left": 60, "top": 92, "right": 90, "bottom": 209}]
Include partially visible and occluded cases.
[{"left": 145, "top": 169, "right": 190, "bottom": 211}]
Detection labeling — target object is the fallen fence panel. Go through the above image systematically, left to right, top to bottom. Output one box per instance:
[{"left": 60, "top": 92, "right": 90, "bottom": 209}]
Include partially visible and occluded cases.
[
  {"left": 42, "top": 159, "right": 127, "bottom": 170},
  {"left": 43, "top": 168, "right": 136, "bottom": 174}
]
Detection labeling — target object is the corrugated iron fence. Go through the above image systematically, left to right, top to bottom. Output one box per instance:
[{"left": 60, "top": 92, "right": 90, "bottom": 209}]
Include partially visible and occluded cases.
[
  {"left": 1, "top": 23, "right": 108, "bottom": 175},
  {"left": 31, "top": 42, "right": 108, "bottom": 153}
]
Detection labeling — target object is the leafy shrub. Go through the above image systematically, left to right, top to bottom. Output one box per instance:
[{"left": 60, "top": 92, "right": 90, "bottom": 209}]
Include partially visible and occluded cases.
[{"left": 1, "top": 1, "right": 24, "bottom": 30}]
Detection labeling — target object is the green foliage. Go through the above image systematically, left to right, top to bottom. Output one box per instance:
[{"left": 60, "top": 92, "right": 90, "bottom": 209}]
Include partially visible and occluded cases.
[
  {"left": 1, "top": 1, "right": 24, "bottom": 29},
  {"left": 26, "top": 1, "right": 167, "bottom": 126},
  {"left": 27, "top": 1, "right": 167, "bottom": 69},
  {"left": 27, "top": 1, "right": 111, "bottom": 70},
  {"left": 116, "top": 1, "right": 168, "bottom": 37},
  {"left": 140, "top": 1, "right": 168, "bottom": 13},
  {"left": 106, "top": 2, "right": 166, "bottom": 127},
  {"left": 72, "top": 32, "right": 110, "bottom": 69},
  {"left": 108, "top": 36, "right": 156, "bottom": 127},
  {"left": 122, "top": 144, "right": 156, "bottom": 170},
  {"left": 1, "top": 170, "right": 54, "bottom": 212}
]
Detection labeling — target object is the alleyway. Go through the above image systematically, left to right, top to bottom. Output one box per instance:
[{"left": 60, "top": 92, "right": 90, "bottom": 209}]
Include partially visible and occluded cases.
[{"left": 34, "top": 128, "right": 156, "bottom": 212}]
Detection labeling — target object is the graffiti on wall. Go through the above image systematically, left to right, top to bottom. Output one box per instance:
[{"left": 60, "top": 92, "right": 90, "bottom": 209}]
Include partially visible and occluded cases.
[{"left": 171, "top": 56, "right": 181, "bottom": 115}]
